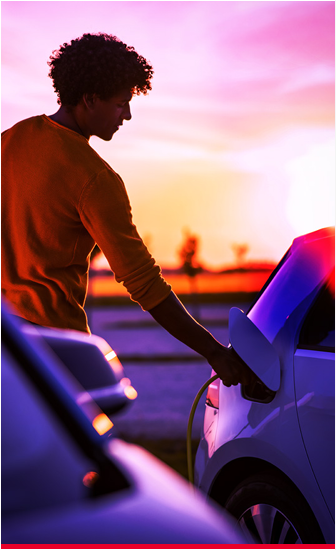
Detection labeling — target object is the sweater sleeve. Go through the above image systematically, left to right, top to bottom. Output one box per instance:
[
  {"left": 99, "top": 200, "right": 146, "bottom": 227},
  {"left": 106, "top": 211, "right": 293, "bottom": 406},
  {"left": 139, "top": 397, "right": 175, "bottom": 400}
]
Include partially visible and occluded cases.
[{"left": 78, "top": 168, "right": 171, "bottom": 310}]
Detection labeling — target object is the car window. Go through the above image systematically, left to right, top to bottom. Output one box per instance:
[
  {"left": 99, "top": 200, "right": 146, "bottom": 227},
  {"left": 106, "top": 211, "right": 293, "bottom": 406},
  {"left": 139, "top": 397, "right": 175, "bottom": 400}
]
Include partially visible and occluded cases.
[
  {"left": 248, "top": 235, "right": 335, "bottom": 343},
  {"left": 247, "top": 248, "right": 292, "bottom": 314},
  {"left": 298, "top": 269, "right": 335, "bottom": 352},
  {"left": 1, "top": 343, "right": 96, "bottom": 516}
]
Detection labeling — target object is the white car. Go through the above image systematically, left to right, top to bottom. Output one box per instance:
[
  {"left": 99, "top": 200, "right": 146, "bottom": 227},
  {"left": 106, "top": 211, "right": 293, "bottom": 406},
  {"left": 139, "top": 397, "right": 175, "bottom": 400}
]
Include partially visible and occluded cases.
[
  {"left": 195, "top": 227, "right": 335, "bottom": 544},
  {"left": 1, "top": 302, "right": 247, "bottom": 545}
]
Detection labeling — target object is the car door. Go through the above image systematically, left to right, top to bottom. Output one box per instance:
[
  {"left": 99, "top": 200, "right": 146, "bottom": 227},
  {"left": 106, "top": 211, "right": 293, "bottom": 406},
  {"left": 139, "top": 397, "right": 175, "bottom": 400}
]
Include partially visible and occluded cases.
[{"left": 293, "top": 271, "right": 335, "bottom": 518}]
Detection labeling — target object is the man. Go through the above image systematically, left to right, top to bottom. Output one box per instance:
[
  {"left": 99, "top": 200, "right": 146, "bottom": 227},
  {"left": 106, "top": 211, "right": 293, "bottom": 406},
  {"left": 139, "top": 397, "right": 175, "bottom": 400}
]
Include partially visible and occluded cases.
[{"left": 2, "top": 33, "right": 253, "bottom": 387}]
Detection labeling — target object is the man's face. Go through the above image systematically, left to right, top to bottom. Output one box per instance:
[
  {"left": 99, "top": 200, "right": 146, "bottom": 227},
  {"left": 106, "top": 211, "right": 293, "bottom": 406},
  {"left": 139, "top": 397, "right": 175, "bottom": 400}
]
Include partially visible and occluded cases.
[{"left": 89, "top": 90, "right": 133, "bottom": 141}]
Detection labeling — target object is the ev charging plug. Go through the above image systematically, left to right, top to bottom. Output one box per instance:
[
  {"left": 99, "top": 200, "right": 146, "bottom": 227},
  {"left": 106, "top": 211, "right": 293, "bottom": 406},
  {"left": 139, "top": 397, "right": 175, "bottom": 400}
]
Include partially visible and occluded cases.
[{"left": 187, "top": 307, "right": 281, "bottom": 485}]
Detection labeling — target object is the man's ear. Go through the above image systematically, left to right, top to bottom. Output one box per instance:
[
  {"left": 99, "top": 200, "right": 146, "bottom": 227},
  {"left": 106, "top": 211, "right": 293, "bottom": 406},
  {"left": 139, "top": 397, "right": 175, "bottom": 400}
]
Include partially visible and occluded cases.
[{"left": 82, "top": 93, "right": 98, "bottom": 110}]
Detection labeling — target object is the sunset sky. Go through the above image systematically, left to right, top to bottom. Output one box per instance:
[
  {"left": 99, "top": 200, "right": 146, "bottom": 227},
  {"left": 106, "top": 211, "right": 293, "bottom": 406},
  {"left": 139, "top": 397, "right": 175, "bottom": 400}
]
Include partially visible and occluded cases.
[{"left": 2, "top": 1, "right": 335, "bottom": 268}]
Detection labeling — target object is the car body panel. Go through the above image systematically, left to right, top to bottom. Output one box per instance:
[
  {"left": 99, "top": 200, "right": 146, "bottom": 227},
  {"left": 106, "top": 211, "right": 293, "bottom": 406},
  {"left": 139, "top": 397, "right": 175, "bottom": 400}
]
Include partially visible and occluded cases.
[
  {"left": 195, "top": 227, "right": 335, "bottom": 544},
  {"left": 2, "top": 302, "right": 247, "bottom": 545},
  {"left": 1, "top": 345, "right": 96, "bottom": 516},
  {"left": 294, "top": 349, "right": 335, "bottom": 518},
  {"left": 195, "top": 435, "right": 334, "bottom": 542},
  {"left": 3, "top": 437, "right": 246, "bottom": 545}
]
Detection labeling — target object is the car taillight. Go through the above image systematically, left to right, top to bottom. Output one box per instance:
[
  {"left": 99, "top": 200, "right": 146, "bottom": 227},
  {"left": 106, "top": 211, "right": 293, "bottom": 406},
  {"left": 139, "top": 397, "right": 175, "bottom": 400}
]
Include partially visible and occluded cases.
[{"left": 206, "top": 376, "right": 220, "bottom": 409}]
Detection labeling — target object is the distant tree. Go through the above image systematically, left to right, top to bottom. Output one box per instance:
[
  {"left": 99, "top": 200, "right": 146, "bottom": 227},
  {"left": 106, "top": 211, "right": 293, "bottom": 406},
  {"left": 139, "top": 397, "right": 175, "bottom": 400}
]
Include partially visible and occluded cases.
[
  {"left": 178, "top": 229, "right": 203, "bottom": 319},
  {"left": 178, "top": 229, "right": 203, "bottom": 278},
  {"left": 143, "top": 233, "right": 153, "bottom": 251},
  {"left": 231, "top": 242, "right": 249, "bottom": 267}
]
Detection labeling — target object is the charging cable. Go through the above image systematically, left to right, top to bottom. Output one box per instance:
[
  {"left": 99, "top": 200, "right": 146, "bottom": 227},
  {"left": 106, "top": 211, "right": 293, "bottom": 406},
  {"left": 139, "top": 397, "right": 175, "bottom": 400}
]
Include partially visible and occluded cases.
[{"left": 187, "top": 373, "right": 219, "bottom": 485}]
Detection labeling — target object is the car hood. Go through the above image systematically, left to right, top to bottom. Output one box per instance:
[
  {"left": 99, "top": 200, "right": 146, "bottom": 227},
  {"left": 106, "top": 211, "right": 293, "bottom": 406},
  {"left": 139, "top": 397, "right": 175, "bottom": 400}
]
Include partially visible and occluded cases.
[{"left": 2, "top": 438, "right": 246, "bottom": 545}]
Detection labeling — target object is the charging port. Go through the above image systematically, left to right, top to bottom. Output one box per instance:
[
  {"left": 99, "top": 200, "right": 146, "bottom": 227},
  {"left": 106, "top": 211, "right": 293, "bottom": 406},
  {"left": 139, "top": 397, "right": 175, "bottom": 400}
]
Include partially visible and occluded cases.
[{"left": 241, "top": 379, "right": 276, "bottom": 403}]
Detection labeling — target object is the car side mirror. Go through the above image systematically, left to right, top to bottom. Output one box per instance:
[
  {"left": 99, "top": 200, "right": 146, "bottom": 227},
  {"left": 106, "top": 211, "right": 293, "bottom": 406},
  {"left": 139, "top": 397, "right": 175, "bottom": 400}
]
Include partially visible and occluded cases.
[
  {"left": 229, "top": 307, "right": 281, "bottom": 392},
  {"left": 21, "top": 325, "right": 136, "bottom": 416}
]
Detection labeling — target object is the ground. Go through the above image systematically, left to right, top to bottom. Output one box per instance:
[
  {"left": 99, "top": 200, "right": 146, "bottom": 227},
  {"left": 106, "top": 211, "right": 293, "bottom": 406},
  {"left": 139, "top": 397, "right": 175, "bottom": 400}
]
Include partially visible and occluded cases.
[{"left": 86, "top": 299, "right": 251, "bottom": 478}]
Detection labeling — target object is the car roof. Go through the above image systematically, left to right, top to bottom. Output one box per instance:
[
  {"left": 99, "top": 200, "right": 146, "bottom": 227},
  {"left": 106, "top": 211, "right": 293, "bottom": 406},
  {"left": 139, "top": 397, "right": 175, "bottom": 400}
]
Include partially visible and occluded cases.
[
  {"left": 292, "top": 226, "right": 335, "bottom": 250},
  {"left": 248, "top": 227, "right": 335, "bottom": 342}
]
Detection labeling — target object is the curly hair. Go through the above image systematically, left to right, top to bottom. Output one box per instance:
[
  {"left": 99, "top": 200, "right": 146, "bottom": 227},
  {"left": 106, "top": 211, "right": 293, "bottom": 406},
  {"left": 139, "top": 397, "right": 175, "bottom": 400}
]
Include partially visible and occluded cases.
[{"left": 48, "top": 33, "right": 154, "bottom": 106}]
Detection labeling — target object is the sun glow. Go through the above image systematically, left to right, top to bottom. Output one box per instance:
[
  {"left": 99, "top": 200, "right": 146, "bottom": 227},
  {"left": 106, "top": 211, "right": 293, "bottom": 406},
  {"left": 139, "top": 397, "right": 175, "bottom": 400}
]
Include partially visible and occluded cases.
[
  {"left": 2, "top": 1, "right": 334, "bottom": 266},
  {"left": 286, "top": 139, "right": 335, "bottom": 235}
]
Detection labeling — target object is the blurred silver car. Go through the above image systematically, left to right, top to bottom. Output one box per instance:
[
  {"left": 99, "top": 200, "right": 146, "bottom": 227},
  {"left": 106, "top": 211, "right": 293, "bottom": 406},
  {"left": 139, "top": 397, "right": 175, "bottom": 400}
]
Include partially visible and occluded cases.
[
  {"left": 195, "top": 227, "right": 335, "bottom": 544},
  {"left": 2, "top": 302, "right": 246, "bottom": 545}
]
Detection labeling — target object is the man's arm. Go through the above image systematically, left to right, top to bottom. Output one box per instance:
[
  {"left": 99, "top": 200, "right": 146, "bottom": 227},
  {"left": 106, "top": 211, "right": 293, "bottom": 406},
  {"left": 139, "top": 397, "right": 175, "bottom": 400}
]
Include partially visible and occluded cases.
[{"left": 148, "top": 291, "right": 255, "bottom": 387}]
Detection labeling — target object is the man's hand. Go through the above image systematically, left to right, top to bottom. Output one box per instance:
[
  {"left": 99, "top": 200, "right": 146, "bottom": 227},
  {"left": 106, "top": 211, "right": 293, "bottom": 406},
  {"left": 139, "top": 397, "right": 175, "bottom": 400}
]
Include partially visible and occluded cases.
[
  {"left": 149, "top": 291, "right": 257, "bottom": 387},
  {"left": 207, "top": 345, "right": 257, "bottom": 387}
]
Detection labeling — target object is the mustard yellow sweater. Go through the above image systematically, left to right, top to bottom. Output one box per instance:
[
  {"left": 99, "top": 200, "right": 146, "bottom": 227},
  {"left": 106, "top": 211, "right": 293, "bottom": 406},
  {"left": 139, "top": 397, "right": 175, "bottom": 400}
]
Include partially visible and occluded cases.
[{"left": 1, "top": 115, "right": 171, "bottom": 332}]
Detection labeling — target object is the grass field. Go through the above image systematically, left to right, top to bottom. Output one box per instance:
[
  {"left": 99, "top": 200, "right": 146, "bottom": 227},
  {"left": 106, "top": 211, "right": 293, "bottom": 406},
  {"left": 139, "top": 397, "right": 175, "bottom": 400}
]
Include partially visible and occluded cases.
[
  {"left": 89, "top": 268, "right": 274, "bottom": 300},
  {"left": 86, "top": 269, "right": 275, "bottom": 483},
  {"left": 119, "top": 435, "right": 199, "bottom": 481}
]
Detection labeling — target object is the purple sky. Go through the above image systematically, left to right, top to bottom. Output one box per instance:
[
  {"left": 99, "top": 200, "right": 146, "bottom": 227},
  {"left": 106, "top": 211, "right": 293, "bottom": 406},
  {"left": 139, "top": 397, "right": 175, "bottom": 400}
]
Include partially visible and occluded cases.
[{"left": 2, "top": 1, "right": 335, "bottom": 267}]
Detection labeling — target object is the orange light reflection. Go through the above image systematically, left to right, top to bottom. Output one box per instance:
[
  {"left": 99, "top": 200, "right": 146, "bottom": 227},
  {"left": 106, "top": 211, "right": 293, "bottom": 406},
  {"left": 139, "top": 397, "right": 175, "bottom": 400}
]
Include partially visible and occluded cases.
[
  {"left": 105, "top": 350, "right": 117, "bottom": 362},
  {"left": 124, "top": 385, "right": 138, "bottom": 400},
  {"left": 92, "top": 413, "right": 114, "bottom": 435},
  {"left": 83, "top": 471, "right": 99, "bottom": 488}
]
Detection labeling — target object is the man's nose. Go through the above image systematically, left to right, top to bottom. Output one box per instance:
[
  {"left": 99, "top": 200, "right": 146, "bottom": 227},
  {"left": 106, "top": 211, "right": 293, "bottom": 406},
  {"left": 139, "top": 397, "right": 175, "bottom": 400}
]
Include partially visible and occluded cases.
[{"left": 123, "top": 103, "right": 132, "bottom": 121}]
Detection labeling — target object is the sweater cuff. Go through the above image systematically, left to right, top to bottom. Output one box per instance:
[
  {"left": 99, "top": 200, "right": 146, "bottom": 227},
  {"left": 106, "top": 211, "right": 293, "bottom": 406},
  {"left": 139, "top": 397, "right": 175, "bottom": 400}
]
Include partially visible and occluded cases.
[{"left": 115, "top": 261, "right": 172, "bottom": 311}]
